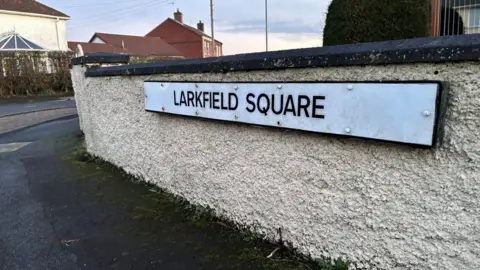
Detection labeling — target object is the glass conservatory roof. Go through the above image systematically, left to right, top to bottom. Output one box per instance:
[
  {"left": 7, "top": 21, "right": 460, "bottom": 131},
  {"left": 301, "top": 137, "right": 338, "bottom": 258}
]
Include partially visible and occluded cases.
[{"left": 0, "top": 32, "right": 45, "bottom": 51}]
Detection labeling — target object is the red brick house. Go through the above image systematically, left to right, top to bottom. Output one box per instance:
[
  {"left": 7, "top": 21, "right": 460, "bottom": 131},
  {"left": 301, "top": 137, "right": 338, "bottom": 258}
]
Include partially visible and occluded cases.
[
  {"left": 146, "top": 9, "right": 223, "bottom": 59},
  {"left": 68, "top": 32, "right": 184, "bottom": 60}
]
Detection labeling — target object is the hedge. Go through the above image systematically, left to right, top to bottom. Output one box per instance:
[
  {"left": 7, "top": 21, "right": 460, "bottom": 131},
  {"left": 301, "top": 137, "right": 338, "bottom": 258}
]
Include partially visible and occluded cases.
[
  {"left": 323, "top": 0, "right": 430, "bottom": 46},
  {"left": 0, "top": 51, "right": 73, "bottom": 97}
]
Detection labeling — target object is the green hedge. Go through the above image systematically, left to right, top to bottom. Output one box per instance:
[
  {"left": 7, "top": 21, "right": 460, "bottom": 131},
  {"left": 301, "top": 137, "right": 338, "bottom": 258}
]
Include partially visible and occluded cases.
[
  {"left": 323, "top": 0, "right": 430, "bottom": 46},
  {"left": 0, "top": 52, "right": 73, "bottom": 97}
]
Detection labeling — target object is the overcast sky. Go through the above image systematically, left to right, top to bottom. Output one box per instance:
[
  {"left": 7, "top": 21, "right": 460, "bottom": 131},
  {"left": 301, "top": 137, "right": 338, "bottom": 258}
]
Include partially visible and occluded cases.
[{"left": 41, "top": 0, "right": 331, "bottom": 55}]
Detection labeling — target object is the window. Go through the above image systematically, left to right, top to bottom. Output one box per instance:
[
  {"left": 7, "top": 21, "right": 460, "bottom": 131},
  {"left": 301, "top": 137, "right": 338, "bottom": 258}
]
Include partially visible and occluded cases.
[
  {"left": 469, "top": 8, "right": 480, "bottom": 27},
  {"left": 204, "top": 40, "right": 220, "bottom": 57},
  {"left": 205, "top": 42, "right": 210, "bottom": 56}
]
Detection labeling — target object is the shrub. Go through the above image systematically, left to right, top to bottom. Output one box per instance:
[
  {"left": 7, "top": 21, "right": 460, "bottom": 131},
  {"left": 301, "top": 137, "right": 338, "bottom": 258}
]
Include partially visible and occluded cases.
[
  {"left": 323, "top": 0, "right": 430, "bottom": 46},
  {"left": 0, "top": 51, "right": 73, "bottom": 97}
]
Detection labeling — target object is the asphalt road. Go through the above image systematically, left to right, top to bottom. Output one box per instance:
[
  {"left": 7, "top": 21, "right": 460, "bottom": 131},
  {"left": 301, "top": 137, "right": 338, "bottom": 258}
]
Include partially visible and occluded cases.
[
  {"left": 0, "top": 98, "right": 76, "bottom": 117},
  {"left": 0, "top": 116, "right": 318, "bottom": 270},
  {"left": 0, "top": 116, "right": 81, "bottom": 270}
]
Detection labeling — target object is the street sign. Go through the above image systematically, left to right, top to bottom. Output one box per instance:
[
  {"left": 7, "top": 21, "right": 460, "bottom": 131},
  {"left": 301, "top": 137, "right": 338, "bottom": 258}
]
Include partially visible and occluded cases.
[{"left": 144, "top": 82, "right": 442, "bottom": 147}]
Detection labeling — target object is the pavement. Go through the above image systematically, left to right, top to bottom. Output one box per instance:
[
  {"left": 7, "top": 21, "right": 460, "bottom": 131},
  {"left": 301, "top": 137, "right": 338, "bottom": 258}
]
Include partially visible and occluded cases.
[
  {"left": 0, "top": 97, "right": 76, "bottom": 118},
  {"left": 0, "top": 100, "right": 325, "bottom": 270},
  {"left": 0, "top": 108, "right": 78, "bottom": 135}
]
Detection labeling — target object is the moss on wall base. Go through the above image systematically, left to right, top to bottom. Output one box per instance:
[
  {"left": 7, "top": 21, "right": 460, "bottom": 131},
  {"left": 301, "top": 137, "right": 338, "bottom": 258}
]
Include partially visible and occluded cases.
[{"left": 70, "top": 140, "right": 349, "bottom": 270}]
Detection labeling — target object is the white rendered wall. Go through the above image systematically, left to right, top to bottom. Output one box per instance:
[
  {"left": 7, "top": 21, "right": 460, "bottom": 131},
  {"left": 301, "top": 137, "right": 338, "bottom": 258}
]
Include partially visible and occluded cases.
[
  {"left": 0, "top": 12, "right": 68, "bottom": 51},
  {"left": 90, "top": 37, "right": 105, "bottom": 44},
  {"left": 71, "top": 62, "right": 480, "bottom": 270}
]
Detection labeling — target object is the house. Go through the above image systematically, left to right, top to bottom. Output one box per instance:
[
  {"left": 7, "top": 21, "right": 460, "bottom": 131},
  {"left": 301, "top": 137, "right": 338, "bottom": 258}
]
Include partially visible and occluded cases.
[
  {"left": 0, "top": 0, "right": 70, "bottom": 51},
  {"left": 431, "top": 0, "right": 480, "bottom": 35},
  {"left": 449, "top": 0, "right": 480, "bottom": 34},
  {"left": 146, "top": 9, "right": 223, "bottom": 58},
  {"left": 68, "top": 32, "right": 184, "bottom": 60},
  {"left": 67, "top": 42, "right": 120, "bottom": 57}
]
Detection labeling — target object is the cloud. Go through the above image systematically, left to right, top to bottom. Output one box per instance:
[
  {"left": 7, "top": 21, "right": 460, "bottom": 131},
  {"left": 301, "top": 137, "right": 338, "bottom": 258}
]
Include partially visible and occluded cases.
[
  {"left": 45, "top": 0, "right": 330, "bottom": 55},
  {"left": 217, "top": 19, "right": 324, "bottom": 35},
  {"left": 216, "top": 32, "right": 322, "bottom": 55}
]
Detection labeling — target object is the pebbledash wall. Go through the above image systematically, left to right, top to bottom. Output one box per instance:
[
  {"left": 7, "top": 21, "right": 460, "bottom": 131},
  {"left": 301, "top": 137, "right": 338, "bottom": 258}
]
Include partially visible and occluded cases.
[{"left": 71, "top": 35, "right": 480, "bottom": 270}]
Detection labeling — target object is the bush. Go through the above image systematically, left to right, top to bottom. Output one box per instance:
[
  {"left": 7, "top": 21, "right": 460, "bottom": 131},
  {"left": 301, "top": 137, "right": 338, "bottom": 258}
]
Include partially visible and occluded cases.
[
  {"left": 323, "top": 0, "right": 430, "bottom": 46},
  {"left": 0, "top": 51, "right": 73, "bottom": 97},
  {"left": 129, "top": 55, "right": 185, "bottom": 64}
]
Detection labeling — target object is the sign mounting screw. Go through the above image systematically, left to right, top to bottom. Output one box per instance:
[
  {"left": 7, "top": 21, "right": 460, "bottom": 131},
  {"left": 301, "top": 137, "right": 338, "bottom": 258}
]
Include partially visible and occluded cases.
[
  {"left": 195, "top": 83, "right": 199, "bottom": 88},
  {"left": 161, "top": 84, "right": 164, "bottom": 87},
  {"left": 277, "top": 85, "right": 282, "bottom": 89},
  {"left": 347, "top": 85, "right": 353, "bottom": 91},
  {"left": 234, "top": 86, "right": 238, "bottom": 90},
  {"left": 161, "top": 107, "right": 165, "bottom": 111},
  {"left": 423, "top": 110, "right": 432, "bottom": 117},
  {"left": 195, "top": 111, "right": 199, "bottom": 116},
  {"left": 234, "top": 115, "right": 238, "bottom": 119},
  {"left": 277, "top": 121, "right": 281, "bottom": 126},
  {"left": 344, "top": 127, "right": 351, "bottom": 134}
]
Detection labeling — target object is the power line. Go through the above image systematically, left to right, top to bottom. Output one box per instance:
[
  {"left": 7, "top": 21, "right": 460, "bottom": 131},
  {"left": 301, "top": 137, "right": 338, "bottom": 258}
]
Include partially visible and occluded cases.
[
  {"left": 47, "top": 0, "right": 141, "bottom": 8},
  {"left": 67, "top": 0, "right": 169, "bottom": 29},
  {"left": 67, "top": 0, "right": 158, "bottom": 25},
  {"left": 68, "top": 0, "right": 171, "bottom": 24}
]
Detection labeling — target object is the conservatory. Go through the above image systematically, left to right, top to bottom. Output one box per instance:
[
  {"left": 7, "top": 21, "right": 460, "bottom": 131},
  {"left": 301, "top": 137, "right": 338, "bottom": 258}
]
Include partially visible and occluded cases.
[
  {"left": 0, "top": 31, "right": 45, "bottom": 51},
  {"left": 0, "top": 31, "right": 54, "bottom": 76}
]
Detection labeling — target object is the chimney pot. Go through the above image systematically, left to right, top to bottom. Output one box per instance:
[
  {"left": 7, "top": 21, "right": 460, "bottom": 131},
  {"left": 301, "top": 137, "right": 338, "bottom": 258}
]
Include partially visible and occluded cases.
[
  {"left": 174, "top": 9, "right": 183, "bottom": 23},
  {"left": 197, "top": 20, "right": 204, "bottom": 32}
]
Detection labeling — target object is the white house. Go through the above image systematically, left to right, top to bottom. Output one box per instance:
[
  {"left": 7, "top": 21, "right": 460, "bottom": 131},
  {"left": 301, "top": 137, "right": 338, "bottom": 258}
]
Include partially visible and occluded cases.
[
  {"left": 0, "top": 0, "right": 70, "bottom": 51},
  {"left": 453, "top": 0, "right": 480, "bottom": 34}
]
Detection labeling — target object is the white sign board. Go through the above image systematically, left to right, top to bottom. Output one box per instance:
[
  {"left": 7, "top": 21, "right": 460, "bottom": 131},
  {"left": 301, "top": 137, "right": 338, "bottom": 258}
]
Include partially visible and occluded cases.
[{"left": 144, "top": 82, "right": 441, "bottom": 146}]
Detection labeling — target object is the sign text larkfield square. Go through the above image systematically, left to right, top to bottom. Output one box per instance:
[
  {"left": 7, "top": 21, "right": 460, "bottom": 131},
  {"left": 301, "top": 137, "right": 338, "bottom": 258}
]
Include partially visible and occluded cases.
[{"left": 144, "top": 82, "right": 441, "bottom": 147}]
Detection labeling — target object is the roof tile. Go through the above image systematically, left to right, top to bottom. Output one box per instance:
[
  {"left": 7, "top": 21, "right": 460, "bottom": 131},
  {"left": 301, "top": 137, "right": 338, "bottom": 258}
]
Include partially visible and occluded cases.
[
  {"left": 0, "top": 0, "right": 69, "bottom": 18},
  {"left": 148, "top": 18, "right": 222, "bottom": 44},
  {"left": 169, "top": 18, "right": 223, "bottom": 44},
  {"left": 70, "top": 33, "right": 184, "bottom": 57},
  {"left": 91, "top": 33, "right": 183, "bottom": 57},
  {"left": 68, "top": 42, "right": 120, "bottom": 55}
]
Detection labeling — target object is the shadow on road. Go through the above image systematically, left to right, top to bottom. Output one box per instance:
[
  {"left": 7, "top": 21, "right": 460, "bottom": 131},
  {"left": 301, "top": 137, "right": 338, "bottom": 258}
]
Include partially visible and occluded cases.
[
  {"left": 0, "top": 94, "right": 73, "bottom": 106},
  {"left": 0, "top": 117, "right": 347, "bottom": 270}
]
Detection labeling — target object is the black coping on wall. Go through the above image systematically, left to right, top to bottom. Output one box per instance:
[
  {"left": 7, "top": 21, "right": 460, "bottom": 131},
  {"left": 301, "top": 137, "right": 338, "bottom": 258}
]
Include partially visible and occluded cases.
[
  {"left": 82, "top": 34, "right": 480, "bottom": 77},
  {"left": 71, "top": 53, "right": 130, "bottom": 66}
]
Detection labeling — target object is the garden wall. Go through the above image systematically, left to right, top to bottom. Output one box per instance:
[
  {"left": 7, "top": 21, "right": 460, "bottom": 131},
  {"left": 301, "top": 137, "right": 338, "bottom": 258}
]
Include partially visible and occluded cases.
[{"left": 71, "top": 35, "right": 480, "bottom": 270}]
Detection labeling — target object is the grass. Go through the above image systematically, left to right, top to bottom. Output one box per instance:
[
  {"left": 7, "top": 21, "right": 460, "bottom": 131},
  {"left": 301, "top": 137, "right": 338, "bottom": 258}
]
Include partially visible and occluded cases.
[{"left": 69, "top": 140, "right": 351, "bottom": 270}]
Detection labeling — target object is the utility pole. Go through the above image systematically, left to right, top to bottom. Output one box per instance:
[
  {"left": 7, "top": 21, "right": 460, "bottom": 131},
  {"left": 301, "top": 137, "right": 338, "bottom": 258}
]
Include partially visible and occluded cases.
[
  {"left": 210, "top": 0, "right": 215, "bottom": 56},
  {"left": 265, "top": 0, "right": 268, "bottom": 51}
]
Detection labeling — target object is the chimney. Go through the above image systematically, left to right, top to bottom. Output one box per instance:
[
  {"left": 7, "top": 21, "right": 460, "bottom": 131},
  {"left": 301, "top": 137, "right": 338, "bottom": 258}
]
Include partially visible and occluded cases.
[
  {"left": 174, "top": 9, "right": 183, "bottom": 23},
  {"left": 197, "top": 20, "right": 204, "bottom": 32}
]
